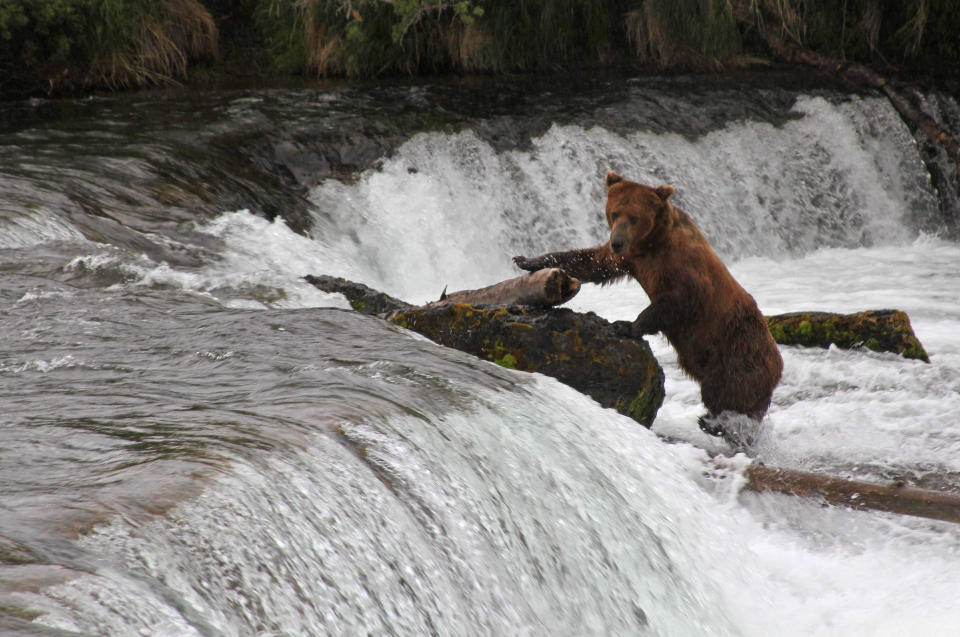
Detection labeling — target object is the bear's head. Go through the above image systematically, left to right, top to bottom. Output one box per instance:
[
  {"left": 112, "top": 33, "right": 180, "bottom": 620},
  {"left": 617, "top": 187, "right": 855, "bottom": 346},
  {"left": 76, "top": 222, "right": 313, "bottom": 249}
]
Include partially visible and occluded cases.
[{"left": 604, "top": 171, "right": 675, "bottom": 255}]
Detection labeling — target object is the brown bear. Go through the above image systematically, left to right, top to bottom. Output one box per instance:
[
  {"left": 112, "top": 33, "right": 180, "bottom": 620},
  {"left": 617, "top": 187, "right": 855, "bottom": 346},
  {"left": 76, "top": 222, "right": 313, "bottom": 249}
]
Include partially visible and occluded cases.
[{"left": 514, "top": 172, "right": 782, "bottom": 442}]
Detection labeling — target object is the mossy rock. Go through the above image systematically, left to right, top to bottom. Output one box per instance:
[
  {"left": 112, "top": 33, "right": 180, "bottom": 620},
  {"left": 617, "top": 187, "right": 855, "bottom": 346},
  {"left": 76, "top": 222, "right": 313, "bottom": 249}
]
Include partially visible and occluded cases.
[
  {"left": 302, "top": 274, "right": 664, "bottom": 427},
  {"left": 390, "top": 303, "right": 665, "bottom": 427},
  {"left": 766, "top": 310, "right": 929, "bottom": 362}
]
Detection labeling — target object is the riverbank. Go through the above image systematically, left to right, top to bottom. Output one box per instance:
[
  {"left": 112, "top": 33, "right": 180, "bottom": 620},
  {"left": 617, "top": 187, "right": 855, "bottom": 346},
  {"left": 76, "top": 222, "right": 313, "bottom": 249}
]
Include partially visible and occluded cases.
[{"left": 3, "top": 0, "right": 960, "bottom": 101}]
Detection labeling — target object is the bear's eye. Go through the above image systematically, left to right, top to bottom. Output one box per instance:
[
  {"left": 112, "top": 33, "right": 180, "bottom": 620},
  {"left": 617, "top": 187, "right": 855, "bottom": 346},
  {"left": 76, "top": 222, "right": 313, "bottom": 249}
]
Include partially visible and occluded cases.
[
  {"left": 611, "top": 212, "right": 621, "bottom": 221},
  {"left": 629, "top": 217, "right": 639, "bottom": 226}
]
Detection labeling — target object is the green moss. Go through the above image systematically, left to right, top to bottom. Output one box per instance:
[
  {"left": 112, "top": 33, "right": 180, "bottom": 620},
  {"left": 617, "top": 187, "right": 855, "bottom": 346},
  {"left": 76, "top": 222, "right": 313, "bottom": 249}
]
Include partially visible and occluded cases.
[
  {"left": 350, "top": 298, "right": 367, "bottom": 312},
  {"left": 448, "top": 303, "right": 480, "bottom": 329},
  {"left": 767, "top": 310, "right": 930, "bottom": 363},
  {"left": 389, "top": 313, "right": 411, "bottom": 329},
  {"left": 483, "top": 338, "right": 522, "bottom": 370},
  {"left": 902, "top": 343, "right": 930, "bottom": 362},
  {"left": 492, "top": 352, "right": 518, "bottom": 369},
  {"left": 614, "top": 386, "right": 664, "bottom": 428},
  {"left": 626, "top": 389, "right": 656, "bottom": 425}
]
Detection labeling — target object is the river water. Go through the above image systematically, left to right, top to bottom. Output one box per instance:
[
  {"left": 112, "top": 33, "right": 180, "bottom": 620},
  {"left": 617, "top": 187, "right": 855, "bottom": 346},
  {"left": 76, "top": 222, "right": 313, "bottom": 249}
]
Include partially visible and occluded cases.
[{"left": 2, "top": 77, "right": 959, "bottom": 636}]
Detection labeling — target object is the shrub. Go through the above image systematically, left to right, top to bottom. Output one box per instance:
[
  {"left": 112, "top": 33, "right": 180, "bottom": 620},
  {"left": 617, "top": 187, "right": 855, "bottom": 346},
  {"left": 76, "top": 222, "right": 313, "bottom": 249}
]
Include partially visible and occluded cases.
[{"left": 0, "top": 0, "right": 217, "bottom": 94}]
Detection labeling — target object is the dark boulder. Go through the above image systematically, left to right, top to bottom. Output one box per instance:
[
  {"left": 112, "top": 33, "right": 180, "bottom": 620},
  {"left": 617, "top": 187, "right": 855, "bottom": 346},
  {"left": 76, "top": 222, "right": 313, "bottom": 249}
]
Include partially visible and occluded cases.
[{"left": 305, "top": 275, "right": 665, "bottom": 427}]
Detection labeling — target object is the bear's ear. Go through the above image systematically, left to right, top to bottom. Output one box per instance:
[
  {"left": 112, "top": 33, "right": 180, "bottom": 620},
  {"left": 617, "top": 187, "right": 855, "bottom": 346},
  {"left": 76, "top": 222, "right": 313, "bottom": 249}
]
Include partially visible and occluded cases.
[
  {"left": 605, "top": 171, "right": 624, "bottom": 188},
  {"left": 655, "top": 185, "right": 675, "bottom": 201}
]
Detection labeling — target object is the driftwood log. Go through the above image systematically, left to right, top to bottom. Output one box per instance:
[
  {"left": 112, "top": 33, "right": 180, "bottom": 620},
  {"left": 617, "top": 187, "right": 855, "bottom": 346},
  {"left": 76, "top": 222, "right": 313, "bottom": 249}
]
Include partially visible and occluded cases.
[
  {"left": 437, "top": 268, "right": 581, "bottom": 307},
  {"left": 306, "top": 273, "right": 952, "bottom": 523},
  {"left": 745, "top": 464, "right": 960, "bottom": 525}
]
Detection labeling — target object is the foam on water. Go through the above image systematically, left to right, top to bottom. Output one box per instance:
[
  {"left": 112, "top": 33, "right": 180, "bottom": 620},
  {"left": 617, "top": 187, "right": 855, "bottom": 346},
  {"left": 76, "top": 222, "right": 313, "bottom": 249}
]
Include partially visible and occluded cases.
[
  {"left": 126, "top": 89, "right": 960, "bottom": 484},
  {"left": 3, "top": 95, "right": 937, "bottom": 313},
  {"left": 27, "top": 212, "right": 353, "bottom": 310},
  {"left": 186, "top": 212, "right": 352, "bottom": 310},
  {"left": 19, "top": 380, "right": 737, "bottom": 636}
]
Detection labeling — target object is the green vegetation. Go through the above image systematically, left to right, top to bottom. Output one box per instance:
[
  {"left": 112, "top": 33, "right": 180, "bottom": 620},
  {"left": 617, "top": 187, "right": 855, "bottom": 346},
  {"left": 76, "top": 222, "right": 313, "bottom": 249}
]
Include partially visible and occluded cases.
[
  {"left": 1, "top": 0, "right": 217, "bottom": 95},
  {"left": 3, "top": 0, "right": 960, "bottom": 96},
  {"left": 492, "top": 351, "right": 518, "bottom": 369}
]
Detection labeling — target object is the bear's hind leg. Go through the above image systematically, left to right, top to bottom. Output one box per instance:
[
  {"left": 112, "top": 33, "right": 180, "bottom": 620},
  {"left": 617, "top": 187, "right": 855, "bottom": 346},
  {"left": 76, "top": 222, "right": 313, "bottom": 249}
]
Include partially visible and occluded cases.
[
  {"left": 698, "top": 376, "right": 765, "bottom": 449},
  {"left": 698, "top": 411, "right": 761, "bottom": 450}
]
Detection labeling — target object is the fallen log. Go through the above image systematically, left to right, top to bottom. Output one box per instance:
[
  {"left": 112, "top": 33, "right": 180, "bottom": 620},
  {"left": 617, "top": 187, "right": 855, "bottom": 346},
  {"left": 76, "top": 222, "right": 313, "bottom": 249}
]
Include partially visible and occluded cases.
[
  {"left": 436, "top": 268, "right": 581, "bottom": 307},
  {"left": 305, "top": 274, "right": 665, "bottom": 426},
  {"left": 766, "top": 309, "right": 929, "bottom": 362},
  {"left": 744, "top": 464, "right": 960, "bottom": 525}
]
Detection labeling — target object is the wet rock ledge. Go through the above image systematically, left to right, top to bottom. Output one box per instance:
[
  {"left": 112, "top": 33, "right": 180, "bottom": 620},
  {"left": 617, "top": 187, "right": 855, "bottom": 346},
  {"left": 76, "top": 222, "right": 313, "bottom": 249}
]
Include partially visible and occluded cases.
[
  {"left": 305, "top": 275, "right": 665, "bottom": 427},
  {"left": 766, "top": 310, "right": 929, "bottom": 362}
]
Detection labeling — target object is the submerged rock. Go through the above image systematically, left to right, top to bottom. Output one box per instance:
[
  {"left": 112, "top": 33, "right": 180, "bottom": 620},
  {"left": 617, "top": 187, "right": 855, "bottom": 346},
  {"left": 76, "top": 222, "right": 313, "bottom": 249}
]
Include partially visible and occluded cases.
[
  {"left": 305, "top": 275, "right": 665, "bottom": 427},
  {"left": 766, "top": 309, "right": 930, "bottom": 362}
]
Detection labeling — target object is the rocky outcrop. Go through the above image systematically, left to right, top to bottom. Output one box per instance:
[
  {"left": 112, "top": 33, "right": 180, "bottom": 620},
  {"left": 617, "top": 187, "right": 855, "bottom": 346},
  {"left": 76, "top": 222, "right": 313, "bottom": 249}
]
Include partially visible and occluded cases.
[
  {"left": 304, "top": 274, "right": 413, "bottom": 315},
  {"left": 307, "top": 274, "right": 960, "bottom": 523},
  {"left": 305, "top": 275, "right": 665, "bottom": 427},
  {"left": 392, "top": 303, "right": 665, "bottom": 426},
  {"left": 766, "top": 310, "right": 930, "bottom": 362}
]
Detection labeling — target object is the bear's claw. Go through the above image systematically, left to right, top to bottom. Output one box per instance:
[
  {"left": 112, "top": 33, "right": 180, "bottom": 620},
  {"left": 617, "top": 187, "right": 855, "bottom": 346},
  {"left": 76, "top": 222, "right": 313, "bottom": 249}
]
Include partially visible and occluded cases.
[{"left": 697, "top": 415, "right": 725, "bottom": 437}]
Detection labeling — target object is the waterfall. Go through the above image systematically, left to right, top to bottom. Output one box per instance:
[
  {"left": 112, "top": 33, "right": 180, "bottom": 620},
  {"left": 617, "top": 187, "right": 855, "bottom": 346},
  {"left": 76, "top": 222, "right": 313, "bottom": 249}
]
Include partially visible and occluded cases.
[{"left": 304, "top": 95, "right": 939, "bottom": 304}]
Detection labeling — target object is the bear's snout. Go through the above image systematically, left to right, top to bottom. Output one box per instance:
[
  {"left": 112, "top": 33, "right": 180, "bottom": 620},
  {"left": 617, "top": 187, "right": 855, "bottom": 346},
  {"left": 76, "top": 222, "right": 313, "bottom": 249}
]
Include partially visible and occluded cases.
[{"left": 610, "top": 223, "right": 629, "bottom": 254}]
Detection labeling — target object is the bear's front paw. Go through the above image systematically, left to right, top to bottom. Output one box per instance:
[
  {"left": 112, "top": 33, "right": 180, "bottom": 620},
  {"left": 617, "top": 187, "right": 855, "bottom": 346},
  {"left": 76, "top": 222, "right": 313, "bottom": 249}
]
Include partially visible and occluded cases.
[
  {"left": 513, "top": 255, "right": 539, "bottom": 271},
  {"left": 614, "top": 318, "right": 655, "bottom": 338},
  {"left": 612, "top": 320, "right": 635, "bottom": 337}
]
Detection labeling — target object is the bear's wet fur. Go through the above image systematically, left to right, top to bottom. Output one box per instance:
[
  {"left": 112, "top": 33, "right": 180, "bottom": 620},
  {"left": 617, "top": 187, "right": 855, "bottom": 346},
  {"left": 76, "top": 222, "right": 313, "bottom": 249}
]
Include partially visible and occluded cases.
[{"left": 514, "top": 172, "right": 783, "bottom": 442}]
